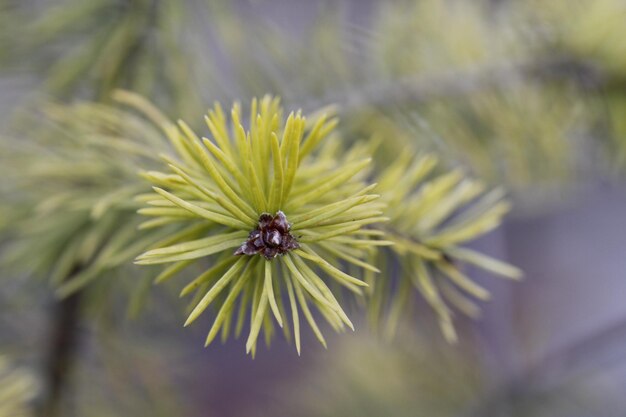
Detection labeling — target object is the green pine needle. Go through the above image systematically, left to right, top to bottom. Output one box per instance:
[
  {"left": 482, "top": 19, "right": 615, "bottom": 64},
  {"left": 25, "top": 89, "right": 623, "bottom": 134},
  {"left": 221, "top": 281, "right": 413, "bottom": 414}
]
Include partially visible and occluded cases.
[
  {"left": 0, "top": 92, "right": 178, "bottom": 301},
  {"left": 136, "top": 96, "right": 383, "bottom": 355},
  {"left": 369, "top": 148, "right": 523, "bottom": 343}
]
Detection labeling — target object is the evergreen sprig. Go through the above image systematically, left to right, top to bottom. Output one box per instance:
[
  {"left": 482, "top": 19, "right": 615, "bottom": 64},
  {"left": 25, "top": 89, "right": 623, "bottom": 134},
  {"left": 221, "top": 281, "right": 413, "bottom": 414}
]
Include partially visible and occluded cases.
[
  {"left": 0, "top": 91, "right": 521, "bottom": 354},
  {"left": 0, "top": 92, "right": 176, "bottom": 300},
  {"left": 135, "top": 96, "right": 386, "bottom": 355},
  {"left": 368, "top": 150, "right": 523, "bottom": 342}
]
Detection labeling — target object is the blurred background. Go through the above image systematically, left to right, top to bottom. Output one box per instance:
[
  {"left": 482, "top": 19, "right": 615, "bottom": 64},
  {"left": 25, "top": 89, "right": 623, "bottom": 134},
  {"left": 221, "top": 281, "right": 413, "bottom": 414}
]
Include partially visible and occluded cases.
[{"left": 1, "top": 0, "right": 626, "bottom": 416}]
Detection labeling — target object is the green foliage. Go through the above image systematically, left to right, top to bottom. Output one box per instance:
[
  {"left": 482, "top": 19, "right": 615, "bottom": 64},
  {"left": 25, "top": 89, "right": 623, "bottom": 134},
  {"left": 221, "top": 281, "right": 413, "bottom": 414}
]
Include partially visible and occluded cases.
[
  {"left": 0, "top": 0, "right": 535, "bottom": 353},
  {"left": 0, "top": 0, "right": 534, "bottom": 351},
  {"left": 6, "top": 0, "right": 626, "bottom": 413},
  {"left": 16, "top": 0, "right": 200, "bottom": 117},
  {"left": 195, "top": 0, "right": 626, "bottom": 188},
  {"left": 369, "top": 0, "right": 626, "bottom": 183},
  {"left": 372, "top": 0, "right": 530, "bottom": 77},
  {"left": 527, "top": 0, "right": 626, "bottom": 173},
  {"left": 531, "top": 0, "right": 626, "bottom": 76},
  {"left": 414, "top": 87, "right": 583, "bottom": 190},
  {"left": 0, "top": 89, "right": 520, "bottom": 347},
  {"left": 0, "top": 92, "right": 175, "bottom": 299},
  {"left": 135, "top": 96, "right": 385, "bottom": 355},
  {"left": 368, "top": 149, "right": 522, "bottom": 342},
  {"left": 0, "top": 355, "right": 37, "bottom": 417}
]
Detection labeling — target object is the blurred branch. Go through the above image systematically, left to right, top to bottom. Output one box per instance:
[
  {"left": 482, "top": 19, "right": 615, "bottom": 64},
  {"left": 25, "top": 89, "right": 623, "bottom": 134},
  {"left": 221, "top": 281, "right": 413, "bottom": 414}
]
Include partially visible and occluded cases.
[
  {"left": 308, "top": 56, "right": 604, "bottom": 114},
  {"left": 36, "top": 268, "right": 84, "bottom": 417},
  {"left": 464, "top": 316, "right": 626, "bottom": 416}
]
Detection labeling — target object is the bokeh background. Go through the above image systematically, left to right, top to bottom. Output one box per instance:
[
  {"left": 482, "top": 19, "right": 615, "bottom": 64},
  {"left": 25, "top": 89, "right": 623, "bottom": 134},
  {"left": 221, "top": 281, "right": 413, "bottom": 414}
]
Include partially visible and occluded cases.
[{"left": 1, "top": 0, "right": 626, "bottom": 416}]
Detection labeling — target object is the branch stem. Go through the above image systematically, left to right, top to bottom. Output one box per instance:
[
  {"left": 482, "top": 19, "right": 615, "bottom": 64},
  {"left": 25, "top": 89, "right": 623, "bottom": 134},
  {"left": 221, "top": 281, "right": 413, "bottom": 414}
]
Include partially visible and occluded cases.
[{"left": 36, "top": 268, "right": 84, "bottom": 417}]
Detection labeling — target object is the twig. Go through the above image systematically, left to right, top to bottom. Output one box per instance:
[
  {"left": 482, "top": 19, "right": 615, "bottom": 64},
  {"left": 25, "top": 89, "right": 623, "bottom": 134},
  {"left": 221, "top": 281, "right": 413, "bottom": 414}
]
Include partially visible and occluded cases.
[{"left": 36, "top": 269, "right": 84, "bottom": 417}]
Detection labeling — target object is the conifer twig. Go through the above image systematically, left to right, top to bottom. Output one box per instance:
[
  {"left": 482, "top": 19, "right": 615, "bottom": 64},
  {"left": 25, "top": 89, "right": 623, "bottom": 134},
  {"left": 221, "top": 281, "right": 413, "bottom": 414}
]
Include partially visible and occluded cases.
[{"left": 36, "top": 266, "right": 84, "bottom": 417}]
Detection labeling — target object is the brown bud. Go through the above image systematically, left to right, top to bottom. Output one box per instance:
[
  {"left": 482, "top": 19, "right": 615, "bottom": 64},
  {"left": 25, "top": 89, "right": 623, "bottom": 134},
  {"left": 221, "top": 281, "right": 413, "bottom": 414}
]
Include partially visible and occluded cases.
[{"left": 234, "top": 211, "right": 299, "bottom": 260}]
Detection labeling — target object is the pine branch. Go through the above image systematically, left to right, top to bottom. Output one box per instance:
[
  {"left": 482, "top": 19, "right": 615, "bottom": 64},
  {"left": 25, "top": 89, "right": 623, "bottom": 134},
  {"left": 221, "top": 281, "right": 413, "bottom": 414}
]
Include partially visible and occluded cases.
[
  {"left": 306, "top": 56, "right": 604, "bottom": 114},
  {"left": 36, "top": 267, "right": 84, "bottom": 417}
]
